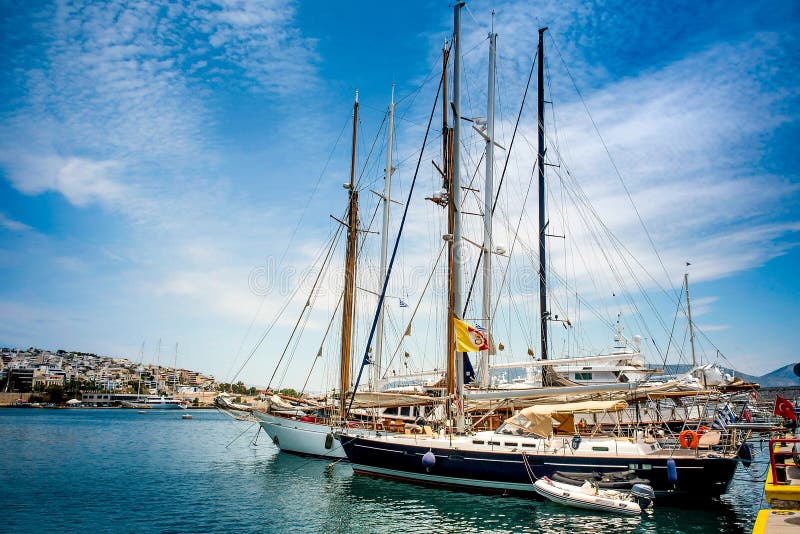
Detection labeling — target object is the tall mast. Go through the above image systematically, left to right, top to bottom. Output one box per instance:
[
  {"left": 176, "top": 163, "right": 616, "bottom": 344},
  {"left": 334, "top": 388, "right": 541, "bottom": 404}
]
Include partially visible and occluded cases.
[
  {"left": 452, "top": 1, "right": 465, "bottom": 433},
  {"left": 480, "top": 23, "right": 497, "bottom": 388},
  {"left": 537, "top": 27, "right": 549, "bottom": 363},
  {"left": 442, "top": 42, "right": 456, "bottom": 403},
  {"left": 374, "top": 85, "right": 395, "bottom": 390},
  {"left": 340, "top": 90, "right": 359, "bottom": 417},
  {"left": 684, "top": 272, "right": 697, "bottom": 368},
  {"left": 155, "top": 338, "right": 161, "bottom": 392},
  {"left": 136, "top": 341, "right": 144, "bottom": 398},
  {"left": 173, "top": 342, "right": 178, "bottom": 394}
]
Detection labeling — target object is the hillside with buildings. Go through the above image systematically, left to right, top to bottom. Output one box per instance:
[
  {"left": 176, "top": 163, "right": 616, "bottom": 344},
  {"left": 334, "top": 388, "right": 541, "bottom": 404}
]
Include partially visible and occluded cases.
[{"left": 0, "top": 346, "right": 216, "bottom": 395}]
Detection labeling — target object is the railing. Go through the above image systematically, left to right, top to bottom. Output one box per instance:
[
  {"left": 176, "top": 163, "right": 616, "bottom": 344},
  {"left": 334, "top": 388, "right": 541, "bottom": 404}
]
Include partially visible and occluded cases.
[{"left": 768, "top": 437, "right": 800, "bottom": 486}]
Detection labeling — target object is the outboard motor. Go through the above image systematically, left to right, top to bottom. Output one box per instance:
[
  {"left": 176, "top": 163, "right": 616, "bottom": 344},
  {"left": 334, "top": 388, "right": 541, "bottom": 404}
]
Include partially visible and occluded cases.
[{"left": 630, "top": 483, "right": 655, "bottom": 509}]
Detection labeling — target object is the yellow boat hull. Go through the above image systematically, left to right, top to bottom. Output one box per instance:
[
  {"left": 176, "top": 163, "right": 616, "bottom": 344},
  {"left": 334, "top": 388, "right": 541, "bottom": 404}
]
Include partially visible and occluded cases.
[{"left": 752, "top": 509, "right": 800, "bottom": 533}]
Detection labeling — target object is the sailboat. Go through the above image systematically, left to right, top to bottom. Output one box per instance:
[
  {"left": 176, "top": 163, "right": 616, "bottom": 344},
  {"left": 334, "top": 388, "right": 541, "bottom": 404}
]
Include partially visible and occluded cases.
[
  {"left": 340, "top": 6, "right": 741, "bottom": 498},
  {"left": 252, "top": 90, "right": 390, "bottom": 458},
  {"left": 131, "top": 341, "right": 187, "bottom": 410}
]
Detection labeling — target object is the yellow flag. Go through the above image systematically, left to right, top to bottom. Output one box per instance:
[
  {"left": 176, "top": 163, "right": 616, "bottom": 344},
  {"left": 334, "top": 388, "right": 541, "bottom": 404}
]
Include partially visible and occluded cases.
[{"left": 454, "top": 318, "right": 489, "bottom": 352}]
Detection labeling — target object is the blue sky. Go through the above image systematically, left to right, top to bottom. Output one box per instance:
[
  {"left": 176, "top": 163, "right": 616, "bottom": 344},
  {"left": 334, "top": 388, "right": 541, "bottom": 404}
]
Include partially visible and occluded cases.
[{"left": 0, "top": 0, "right": 798, "bottom": 388}]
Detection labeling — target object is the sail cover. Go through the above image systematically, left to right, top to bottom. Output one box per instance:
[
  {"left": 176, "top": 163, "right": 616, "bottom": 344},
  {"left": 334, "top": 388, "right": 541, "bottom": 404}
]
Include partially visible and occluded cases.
[
  {"left": 346, "top": 391, "right": 439, "bottom": 409},
  {"left": 497, "top": 400, "right": 628, "bottom": 438}
]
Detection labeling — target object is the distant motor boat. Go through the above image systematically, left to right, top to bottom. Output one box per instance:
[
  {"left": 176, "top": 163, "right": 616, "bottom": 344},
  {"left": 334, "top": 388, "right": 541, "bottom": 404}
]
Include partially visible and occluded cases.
[
  {"left": 131, "top": 396, "right": 186, "bottom": 410},
  {"left": 181, "top": 414, "right": 192, "bottom": 420}
]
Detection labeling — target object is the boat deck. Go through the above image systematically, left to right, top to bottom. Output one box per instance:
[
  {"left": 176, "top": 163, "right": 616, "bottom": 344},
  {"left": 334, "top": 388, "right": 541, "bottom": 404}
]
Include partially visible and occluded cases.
[
  {"left": 368, "top": 432, "right": 730, "bottom": 460},
  {"left": 752, "top": 438, "right": 800, "bottom": 534},
  {"left": 765, "top": 444, "right": 800, "bottom": 502},
  {"left": 645, "top": 448, "right": 727, "bottom": 458},
  {"left": 752, "top": 509, "right": 800, "bottom": 534}
]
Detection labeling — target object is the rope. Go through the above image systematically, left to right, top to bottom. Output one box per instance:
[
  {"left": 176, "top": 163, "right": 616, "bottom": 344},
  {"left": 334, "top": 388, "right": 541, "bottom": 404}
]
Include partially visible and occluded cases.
[
  {"left": 547, "top": 32, "right": 677, "bottom": 297},
  {"left": 463, "top": 48, "right": 538, "bottom": 324},
  {"left": 345, "top": 56, "right": 445, "bottom": 420},
  {"left": 224, "top": 111, "right": 352, "bottom": 383},
  {"left": 228, "top": 225, "right": 340, "bottom": 384},
  {"left": 266, "top": 226, "right": 343, "bottom": 389},
  {"left": 382, "top": 244, "right": 445, "bottom": 380},
  {"left": 225, "top": 421, "right": 257, "bottom": 449},
  {"left": 250, "top": 425, "right": 261, "bottom": 446},
  {"left": 265, "top": 431, "right": 363, "bottom": 476},
  {"left": 521, "top": 451, "right": 540, "bottom": 484}
]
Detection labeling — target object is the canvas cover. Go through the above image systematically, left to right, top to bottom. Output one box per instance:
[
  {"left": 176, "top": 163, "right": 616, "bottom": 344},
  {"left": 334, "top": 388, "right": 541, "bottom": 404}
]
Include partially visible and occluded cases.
[
  {"left": 346, "top": 391, "right": 438, "bottom": 409},
  {"left": 499, "top": 399, "right": 628, "bottom": 438}
]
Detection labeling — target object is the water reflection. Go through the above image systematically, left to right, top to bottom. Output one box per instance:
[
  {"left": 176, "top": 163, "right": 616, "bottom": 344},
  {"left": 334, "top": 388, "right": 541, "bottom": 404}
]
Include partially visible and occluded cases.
[
  {"left": 0, "top": 410, "right": 768, "bottom": 534},
  {"left": 316, "top": 452, "right": 767, "bottom": 534}
]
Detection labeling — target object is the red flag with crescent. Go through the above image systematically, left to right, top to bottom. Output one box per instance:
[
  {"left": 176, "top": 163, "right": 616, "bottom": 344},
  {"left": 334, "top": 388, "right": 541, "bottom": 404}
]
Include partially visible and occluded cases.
[{"left": 774, "top": 395, "right": 797, "bottom": 420}]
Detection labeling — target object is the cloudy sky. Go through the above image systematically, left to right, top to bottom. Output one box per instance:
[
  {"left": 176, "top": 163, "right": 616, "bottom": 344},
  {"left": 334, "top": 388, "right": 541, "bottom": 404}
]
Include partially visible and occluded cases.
[{"left": 1, "top": 0, "right": 798, "bottom": 388}]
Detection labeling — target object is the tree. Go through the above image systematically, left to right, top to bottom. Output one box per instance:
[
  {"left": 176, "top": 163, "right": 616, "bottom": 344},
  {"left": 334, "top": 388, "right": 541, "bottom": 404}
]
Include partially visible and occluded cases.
[{"left": 46, "top": 385, "right": 65, "bottom": 404}]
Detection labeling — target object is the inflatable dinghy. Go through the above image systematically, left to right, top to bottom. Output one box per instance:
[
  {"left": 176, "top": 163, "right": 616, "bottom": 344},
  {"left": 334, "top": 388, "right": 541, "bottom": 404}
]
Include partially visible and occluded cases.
[{"left": 533, "top": 477, "right": 654, "bottom": 515}]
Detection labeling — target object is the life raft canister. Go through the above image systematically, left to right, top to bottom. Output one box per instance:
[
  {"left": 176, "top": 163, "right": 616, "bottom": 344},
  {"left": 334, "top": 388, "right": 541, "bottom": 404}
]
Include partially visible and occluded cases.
[{"left": 678, "top": 429, "right": 699, "bottom": 449}]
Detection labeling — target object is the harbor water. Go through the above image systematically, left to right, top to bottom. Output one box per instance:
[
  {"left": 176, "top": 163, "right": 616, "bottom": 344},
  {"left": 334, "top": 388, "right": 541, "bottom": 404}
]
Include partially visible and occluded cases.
[{"left": 0, "top": 408, "right": 767, "bottom": 533}]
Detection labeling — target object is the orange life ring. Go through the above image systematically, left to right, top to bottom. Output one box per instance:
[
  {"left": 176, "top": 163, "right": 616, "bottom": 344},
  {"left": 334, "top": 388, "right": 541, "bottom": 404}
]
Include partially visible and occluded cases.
[{"left": 679, "top": 429, "right": 699, "bottom": 449}]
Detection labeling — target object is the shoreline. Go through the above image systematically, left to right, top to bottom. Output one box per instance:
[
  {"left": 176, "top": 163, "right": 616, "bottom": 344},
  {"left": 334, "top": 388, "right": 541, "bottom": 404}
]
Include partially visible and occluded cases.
[{"left": 0, "top": 404, "right": 218, "bottom": 410}]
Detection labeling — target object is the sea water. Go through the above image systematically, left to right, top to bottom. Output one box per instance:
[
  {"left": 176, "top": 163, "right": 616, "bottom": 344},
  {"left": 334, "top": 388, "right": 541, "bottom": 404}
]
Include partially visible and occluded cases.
[{"left": 0, "top": 408, "right": 766, "bottom": 533}]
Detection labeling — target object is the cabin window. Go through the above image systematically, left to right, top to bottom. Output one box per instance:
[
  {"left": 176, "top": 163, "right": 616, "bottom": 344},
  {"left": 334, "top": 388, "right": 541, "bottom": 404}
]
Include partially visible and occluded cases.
[
  {"left": 574, "top": 372, "right": 592, "bottom": 380},
  {"left": 384, "top": 407, "right": 397, "bottom": 416},
  {"left": 399, "top": 407, "right": 410, "bottom": 417},
  {"left": 472, "top": 440, "right": 485, "bottom": 445},
  {"left": 489, "top": 441, "right": 501, "bottom": 446},
  {"left": 505, "top": 442, "right": 519, "bottom": 447},
  {"left": 522, "top": 443, "right": 537, "bottom": 448},
  {"left": 591, "top": 446, "right": 609, "bottom": 451}
]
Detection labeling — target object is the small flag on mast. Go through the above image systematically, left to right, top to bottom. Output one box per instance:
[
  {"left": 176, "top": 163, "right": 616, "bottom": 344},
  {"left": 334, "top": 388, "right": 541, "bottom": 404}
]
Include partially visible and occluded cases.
[
  {"left": 399, "top": 298, "right": 408, "bottom": 308},
  {"left": 453, "top": 318, "right": 489, "bottom": 352},
  {"left": 774, "top": 395, "right": 797, "bottom": 421},
  {"left": 711, "top": 403, "right": 736, "bottom": 430}
]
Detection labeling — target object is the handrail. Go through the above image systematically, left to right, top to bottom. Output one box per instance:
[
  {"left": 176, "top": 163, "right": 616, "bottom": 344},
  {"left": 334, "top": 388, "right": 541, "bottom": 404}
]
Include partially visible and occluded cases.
[{"left": 768, "top": 437, "right": 800, "bottom": 486}]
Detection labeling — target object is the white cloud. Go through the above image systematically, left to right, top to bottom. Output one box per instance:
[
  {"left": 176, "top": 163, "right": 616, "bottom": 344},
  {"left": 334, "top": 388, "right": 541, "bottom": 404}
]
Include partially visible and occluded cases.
[
  {"left": 0, "top": 0, "right": 797, "bottom": 382},
  {"left": 0, "top": 0, "right": 319, "bottom": 213},
  {"left": 377, "top": 3, "right": 800, "bottom": 377},
  {"left": 2, "top": 153, "right": 125, "bottom": 208},
  {"left": 0, "top": 213, "right": 32, "bottom": 232},
  {"left": 53, "top": 256, "right": 87, "bottom": 273},
  {"left": 695, "top": 324, "right": 730, "bottom": 333}
]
